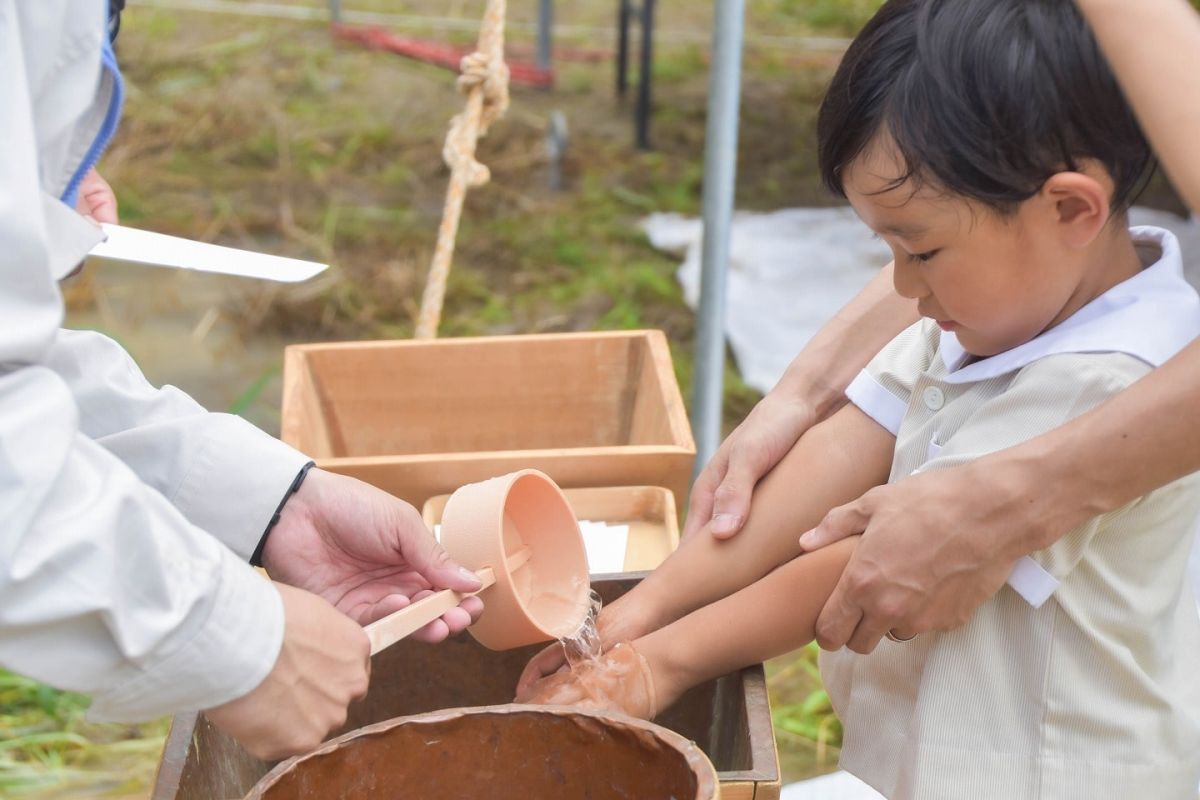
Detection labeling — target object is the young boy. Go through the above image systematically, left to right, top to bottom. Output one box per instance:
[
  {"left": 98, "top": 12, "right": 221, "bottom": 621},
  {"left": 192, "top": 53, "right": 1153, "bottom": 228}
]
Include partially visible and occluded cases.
[{"left": 517, "top": 1, "right": 1200, "bottom": 796}]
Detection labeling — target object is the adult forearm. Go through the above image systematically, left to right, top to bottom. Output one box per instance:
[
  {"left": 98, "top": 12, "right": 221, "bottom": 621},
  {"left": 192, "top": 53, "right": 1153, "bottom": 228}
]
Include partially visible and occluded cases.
[
  {"left": 1076, "top": 0, "right": 1200, "bottom": 212},
  {"left": 775, "top": 263, "right": 917, "bottom": 418},
  {"left": 983, "top": 336, "right": 1200, "bottom": 555}
]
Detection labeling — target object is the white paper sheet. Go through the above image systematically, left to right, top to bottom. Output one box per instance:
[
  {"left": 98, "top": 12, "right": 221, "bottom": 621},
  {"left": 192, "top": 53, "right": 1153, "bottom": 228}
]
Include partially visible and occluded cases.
[
  {"left": 87, "top": 223, "right": 327, "bottom": 283},
  {"left": 578, "top": 520, "right": 630, "bottom": 575}
]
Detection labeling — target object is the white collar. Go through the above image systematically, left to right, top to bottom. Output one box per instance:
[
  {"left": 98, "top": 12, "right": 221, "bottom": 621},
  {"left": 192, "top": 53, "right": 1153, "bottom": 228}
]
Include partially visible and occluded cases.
[{"left": 938, "top": 226, "right": 1200, "bottom": 384}]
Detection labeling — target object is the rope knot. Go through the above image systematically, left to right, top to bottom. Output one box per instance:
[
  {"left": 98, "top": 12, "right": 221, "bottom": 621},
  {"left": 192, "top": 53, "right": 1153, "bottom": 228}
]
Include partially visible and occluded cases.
[
  {"left": 441, "top": 50, "right": 510, "bottom": 188},
  {"left": 457, "top": 50, "right": 510, "bottom": 132}
]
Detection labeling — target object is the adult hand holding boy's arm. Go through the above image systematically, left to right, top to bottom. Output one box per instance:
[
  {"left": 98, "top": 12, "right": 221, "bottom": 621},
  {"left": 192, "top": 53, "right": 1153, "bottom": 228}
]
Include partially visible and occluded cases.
[
  {"left": 685, "top": 263, "right": 917, "bottom": 540},
  {"left": 804, "top": 336, "right": 1200, "bottom": 653},
  {"left": 261, "top": 469, "right": 484, "bottom": 642}
]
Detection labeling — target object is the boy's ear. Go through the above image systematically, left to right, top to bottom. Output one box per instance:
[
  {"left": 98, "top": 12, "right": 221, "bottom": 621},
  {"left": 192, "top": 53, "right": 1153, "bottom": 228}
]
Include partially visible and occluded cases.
[{"left": 1040, "top": 166, "right": 1113, "bottom": 248}]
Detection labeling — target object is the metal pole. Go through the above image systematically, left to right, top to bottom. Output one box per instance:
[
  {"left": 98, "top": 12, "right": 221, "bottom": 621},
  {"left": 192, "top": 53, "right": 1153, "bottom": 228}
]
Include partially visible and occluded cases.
[
  {"left": 329, "top": 0, "right": 341, "bottom": 24},
  {"left": 537, "top": 0, "right": 553, "bottom": 75},
  {"left": 616, "top": 0, "right": 631, "bottom": 98},
  {"left": 635, "top": 0, "right": 656, "bottom": 149},
  {"left": 691, "top": 0, "right": 745, "bottom": 476}
]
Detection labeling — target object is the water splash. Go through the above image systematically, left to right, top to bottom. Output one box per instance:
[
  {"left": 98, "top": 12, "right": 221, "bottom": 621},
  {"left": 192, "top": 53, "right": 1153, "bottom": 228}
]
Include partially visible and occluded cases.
[{"left": 558, "top": 589, "right": 603, "bottom": 669}]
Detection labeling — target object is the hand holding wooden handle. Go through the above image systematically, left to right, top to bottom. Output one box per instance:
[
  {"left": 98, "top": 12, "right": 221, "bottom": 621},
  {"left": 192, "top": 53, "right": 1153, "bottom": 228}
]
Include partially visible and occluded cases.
[
  {"left": 364, "top": 546, "right": 532, "bottom": 655},
  {"left": 365, "top": 568, "right": 496, "bottom": 655}
]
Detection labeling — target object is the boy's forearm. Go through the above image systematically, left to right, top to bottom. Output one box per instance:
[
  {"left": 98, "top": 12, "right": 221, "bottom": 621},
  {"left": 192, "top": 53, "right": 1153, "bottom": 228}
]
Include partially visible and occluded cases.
[
  {"left": 1075, "top": 0, "right": 1200, "bottom": 213},
  {"left": 775, "top": 263, "right": 917, "bottom": 418},
  {"left": 614, "top": 406, "right": 893, "bottom": 634},
  {"left": 638, "top": 537, "right": 858, "bottom": 692}
]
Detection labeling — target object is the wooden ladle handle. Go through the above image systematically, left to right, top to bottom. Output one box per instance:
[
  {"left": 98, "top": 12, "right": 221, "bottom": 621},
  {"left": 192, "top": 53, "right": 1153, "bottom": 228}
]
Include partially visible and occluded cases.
[
  {"left": 363, "top": 546, "right": 533, "bottom": 655},
  {"left": 366, "top": 567, "right": 497, "bottom": 655}
]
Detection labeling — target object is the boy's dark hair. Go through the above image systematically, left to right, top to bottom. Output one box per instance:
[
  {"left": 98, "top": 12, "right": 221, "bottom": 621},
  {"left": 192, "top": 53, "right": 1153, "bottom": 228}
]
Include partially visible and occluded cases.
[{"left": 817, "top": 0, "right": 1153, "bottom": 214}]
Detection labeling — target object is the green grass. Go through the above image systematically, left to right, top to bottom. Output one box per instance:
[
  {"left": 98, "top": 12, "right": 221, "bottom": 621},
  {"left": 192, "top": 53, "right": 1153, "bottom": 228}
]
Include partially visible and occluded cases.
[
  {"left": 768, "top": 644, "right": 843, "bottom": 779},
  {"left": 0, "top": 671, "right": 168, "bottom": 797}
]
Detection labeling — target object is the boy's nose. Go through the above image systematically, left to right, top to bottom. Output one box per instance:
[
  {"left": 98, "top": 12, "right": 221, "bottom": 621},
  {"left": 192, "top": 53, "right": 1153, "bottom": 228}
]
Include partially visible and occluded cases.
[{"left": 891, "top": 258, "right": 929, "bottom": 300}]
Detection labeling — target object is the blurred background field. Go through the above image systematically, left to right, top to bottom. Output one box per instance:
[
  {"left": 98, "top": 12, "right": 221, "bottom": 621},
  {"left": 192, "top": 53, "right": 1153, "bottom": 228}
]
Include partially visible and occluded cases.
[{"left": 6, "top": 0, "right": 1191, "bottom": 796}]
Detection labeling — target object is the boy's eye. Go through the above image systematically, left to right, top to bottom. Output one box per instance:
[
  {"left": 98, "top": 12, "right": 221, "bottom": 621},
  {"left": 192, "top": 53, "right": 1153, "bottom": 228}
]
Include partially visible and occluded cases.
[{"left": 909, "top": 249, "right": 940, "bottom": 263}]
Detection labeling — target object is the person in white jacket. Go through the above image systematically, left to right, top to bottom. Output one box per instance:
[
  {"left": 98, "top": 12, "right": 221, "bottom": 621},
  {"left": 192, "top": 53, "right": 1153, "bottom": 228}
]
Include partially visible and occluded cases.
[{"left": 1, "top": 0, "right": 484, "bottom": 760}]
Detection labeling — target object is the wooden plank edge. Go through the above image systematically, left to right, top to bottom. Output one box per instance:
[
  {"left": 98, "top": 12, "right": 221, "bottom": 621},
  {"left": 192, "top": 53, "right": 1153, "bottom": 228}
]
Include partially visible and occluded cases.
[
  {"left": 643, "top": 329, "right": 697, "bottom": 452},
  {"left": 283, "top": 330, "right": 666, "bottom": 354},
  {"left": 312, "top": 445, "right": 697, "bottom": 467},
  {"left": 741, "top": 666, "right": 783, "bottom": 783},
  {"left": 152, "top": 711, "right": 200, "bottom": 800}
]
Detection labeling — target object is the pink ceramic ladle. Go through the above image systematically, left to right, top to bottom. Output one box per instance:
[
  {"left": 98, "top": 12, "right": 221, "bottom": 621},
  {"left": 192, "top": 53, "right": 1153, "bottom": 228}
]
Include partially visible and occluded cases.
[{"left": 364, "top": 470, "right": 590, "bottom": 654}]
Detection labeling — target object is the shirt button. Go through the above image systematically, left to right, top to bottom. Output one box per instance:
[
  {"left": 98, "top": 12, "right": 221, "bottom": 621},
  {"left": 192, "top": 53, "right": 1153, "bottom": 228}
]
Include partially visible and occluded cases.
[{"left": 923, "top": 386, "right": 945, "bottom": 411}]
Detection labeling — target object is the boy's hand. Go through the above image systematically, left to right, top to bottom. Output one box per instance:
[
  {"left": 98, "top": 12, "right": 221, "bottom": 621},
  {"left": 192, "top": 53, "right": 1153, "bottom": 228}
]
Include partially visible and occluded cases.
[
  {"left": 205, "top": 582, "right": 370, "bottom": 760},
  {"left": 514, "top": 596, "right": 655, "bottom": 696},
  {"left": 515, "top": 641, "right": 570, "bottom": 697},
  {"left": 516, "top": 642, "right": 658, "bottom": 720}
]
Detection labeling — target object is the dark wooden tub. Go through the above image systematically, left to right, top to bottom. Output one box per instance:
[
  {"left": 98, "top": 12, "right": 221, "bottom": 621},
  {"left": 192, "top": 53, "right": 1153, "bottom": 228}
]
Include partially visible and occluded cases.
[{"left": 150, "top": 575, "right": 781, "bottom": 800}]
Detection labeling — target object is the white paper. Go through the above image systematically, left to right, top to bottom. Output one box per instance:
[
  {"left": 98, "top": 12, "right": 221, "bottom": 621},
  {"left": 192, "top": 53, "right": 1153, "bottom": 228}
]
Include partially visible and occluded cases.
[
  {"left": 87, "top": 223, "right": 327, "bottom": 283},
  {"left": 433, "top": 520, "right": 630, "bottom": 575},
  {"left": 579, "top": 520, "right": 629, "bottom": 575}
]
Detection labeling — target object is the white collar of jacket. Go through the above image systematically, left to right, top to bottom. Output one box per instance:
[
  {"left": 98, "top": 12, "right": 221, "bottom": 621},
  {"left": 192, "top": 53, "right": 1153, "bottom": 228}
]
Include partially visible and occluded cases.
[{"left": 938, "top": 226, "right": 1200, "bottom": 384}]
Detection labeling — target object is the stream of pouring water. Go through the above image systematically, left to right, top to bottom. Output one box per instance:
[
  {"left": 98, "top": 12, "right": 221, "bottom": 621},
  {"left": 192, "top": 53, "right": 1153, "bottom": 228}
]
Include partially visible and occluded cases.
[{"left": 559, "top": 589, "right": 604, "bottom": 669}]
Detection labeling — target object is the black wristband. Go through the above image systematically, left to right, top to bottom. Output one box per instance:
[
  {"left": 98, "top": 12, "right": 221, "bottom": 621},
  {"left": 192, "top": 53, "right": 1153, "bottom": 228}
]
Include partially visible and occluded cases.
[{"left": 250, "top": 461, "right": 316, "bottom": 568}]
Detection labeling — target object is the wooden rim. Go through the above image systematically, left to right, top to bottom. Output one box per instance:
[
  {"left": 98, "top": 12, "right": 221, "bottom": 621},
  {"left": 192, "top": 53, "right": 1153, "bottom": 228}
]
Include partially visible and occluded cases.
[{"left": 244, "top": 704, "right": 719, "bottom": 800}]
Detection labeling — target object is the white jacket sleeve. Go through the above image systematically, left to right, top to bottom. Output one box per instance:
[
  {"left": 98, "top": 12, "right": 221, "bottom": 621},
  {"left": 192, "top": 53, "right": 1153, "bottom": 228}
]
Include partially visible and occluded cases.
[
  {"left": 1, "top": 0, "right": 284, "bottom": 722},
  {"left": 43, "top": 328, "right": 311, "bottom": 560}
]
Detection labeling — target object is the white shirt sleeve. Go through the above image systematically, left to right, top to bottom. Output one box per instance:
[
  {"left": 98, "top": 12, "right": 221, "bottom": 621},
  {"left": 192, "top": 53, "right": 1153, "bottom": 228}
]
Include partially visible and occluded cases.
[
  {"left": 1, "top": 5, "right": 283, "bottom": 722},
  {"left": 845, "top": 319, "right": 940, "bottom": 436},
  {"left": 43, "top": 328, "right": 310, "bottom": 560}
]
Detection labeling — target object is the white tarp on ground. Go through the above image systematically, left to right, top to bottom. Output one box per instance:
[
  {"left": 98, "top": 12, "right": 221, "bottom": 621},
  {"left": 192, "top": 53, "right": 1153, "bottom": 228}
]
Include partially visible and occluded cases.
[
  {"left": 644, "top": 206, "right": 890, "bottom": 394},
  {"left": 646, "top": 207, "right": 1200, "bottom": 796}
]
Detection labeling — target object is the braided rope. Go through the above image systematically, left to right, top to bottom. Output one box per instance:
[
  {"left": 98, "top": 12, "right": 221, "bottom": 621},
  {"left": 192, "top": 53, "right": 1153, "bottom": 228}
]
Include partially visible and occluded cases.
[{"left": 415, "top": 0, "right": 509, "bottom": 339}]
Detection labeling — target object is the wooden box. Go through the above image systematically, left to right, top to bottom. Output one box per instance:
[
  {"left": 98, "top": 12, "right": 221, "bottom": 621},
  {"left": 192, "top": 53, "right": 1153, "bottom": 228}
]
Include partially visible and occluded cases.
[
  {"left": 280, "top": 331, "right": 696, "bottom": 509},
  {"left": 424, "top": 485, "right": 680, "bottom": 573},
  {"left": 151, "top": 576, "right": 781, "bottom": 800}
]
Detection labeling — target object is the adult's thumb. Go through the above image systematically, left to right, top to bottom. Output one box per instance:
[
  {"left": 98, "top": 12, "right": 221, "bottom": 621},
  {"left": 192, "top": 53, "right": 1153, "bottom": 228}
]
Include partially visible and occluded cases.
[
  {"left": 709, "top": 448, "right": 771, "bottom": 539},
  {"left": 799, "top": 499, "right": 869, "bottom": 551},
  {"left": 400, "top": 511, "right": 483, "bottom": 593}
]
